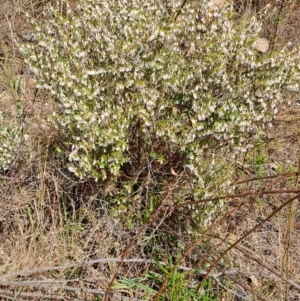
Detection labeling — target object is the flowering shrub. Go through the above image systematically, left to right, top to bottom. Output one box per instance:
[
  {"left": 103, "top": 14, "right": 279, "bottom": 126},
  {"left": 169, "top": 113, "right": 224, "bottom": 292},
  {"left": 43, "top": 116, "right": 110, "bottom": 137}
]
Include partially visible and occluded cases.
[
  {"left": 20, "top": 0, "right": 299, "bottom": 200},
  {"left": 0, "top": 110, "right": 22, "bottom": 171}
]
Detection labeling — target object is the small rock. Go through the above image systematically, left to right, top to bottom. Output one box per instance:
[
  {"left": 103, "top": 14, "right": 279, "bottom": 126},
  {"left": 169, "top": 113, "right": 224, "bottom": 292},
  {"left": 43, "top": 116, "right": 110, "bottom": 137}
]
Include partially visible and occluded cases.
[
  {"left": 211, "top": 0, "right": 227, "bottom": 8},
  {"left": 253, "top": 37, "right": 270, "bottom": 53}
]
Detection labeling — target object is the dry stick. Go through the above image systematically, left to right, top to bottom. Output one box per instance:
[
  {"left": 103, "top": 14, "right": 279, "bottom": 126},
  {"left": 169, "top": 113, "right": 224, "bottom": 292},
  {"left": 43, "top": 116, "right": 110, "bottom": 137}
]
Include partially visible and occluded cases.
[
  {"left": 174, "top": 0, "right": 189, "bottom": 21},
  {"left": 270, "top": 0, "right": 287, "bottom": 52},
  {"left": 5, "top": 14, "right": 15, "bottom": 58},
  {"left": 0, "top": 57, "right": 21, "bottom": 62},
  {"left": 275, "top": 117, "right": 300, "bottom": 122},
  {"left": 282, "top": 159, "right": 300, "bottom": 301},
  {"left": 234, "top": 172, "right": 298, "bottom": 185},
  {"left": 268, "top": 173, "right": 296, "bottom": 188},
  {"left": 0, "top": 174, "right": 12, "bottom": 181},
  {"left": 103, "top": 188, "right": 174, "bottom": 301},
  {"left": 175, "top": 189, "right": 300, "bottom": 209},
  {"left": 196, "top": 192, "right": 300, "bottom": 291},
  {"left": 0, "top": 258, "right": 263, "bottom": 283},
  {"left": 0, "top": 258, "right": 199, "bottom": 281},
  {"left": 0, "top": 259, "right": 167, "bottom": 281},
  {"left": 0, "top": 281, "right": 105, "bottom": 296},
  {"left": 0, "top": 282, "right": 132, "bottom": 301},
  {"left": 0, "top": 289, "right": 85, "bottom": 301},
  {"left": 0, "top": 294, "right": 27, "bottom": 301}
]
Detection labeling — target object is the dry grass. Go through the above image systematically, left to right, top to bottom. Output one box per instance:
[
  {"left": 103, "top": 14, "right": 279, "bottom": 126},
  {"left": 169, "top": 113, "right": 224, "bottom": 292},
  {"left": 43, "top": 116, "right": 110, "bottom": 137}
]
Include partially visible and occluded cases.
[{"left": 1, "top": 0, "right": 300, "bottom": 300}]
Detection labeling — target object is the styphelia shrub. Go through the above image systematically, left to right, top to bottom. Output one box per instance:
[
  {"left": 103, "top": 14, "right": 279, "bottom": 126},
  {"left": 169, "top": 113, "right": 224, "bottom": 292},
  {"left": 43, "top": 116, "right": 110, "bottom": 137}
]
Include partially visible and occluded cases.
[
  {"left": 20, "top": 0, "right": 299, "bottom": 202},
  {"left": 0, "top": 110, "right": 23, "bottom": 171}
]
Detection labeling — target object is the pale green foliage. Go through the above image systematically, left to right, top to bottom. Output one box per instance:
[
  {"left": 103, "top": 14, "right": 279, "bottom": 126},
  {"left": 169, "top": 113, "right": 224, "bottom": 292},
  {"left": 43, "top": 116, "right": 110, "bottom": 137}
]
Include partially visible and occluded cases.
[
  {"left": 20, "top": 0, "right": 300, "bottom": 189},
  {"left": 0, "top": 110, "right": 22, "bottom": 171}
]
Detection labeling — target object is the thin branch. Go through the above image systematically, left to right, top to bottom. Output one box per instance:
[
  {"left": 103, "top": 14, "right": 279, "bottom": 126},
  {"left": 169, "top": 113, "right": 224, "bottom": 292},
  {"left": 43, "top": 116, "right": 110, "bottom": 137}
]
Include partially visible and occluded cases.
[
  {"left": 174, "top": 0, "right": 189, "bottom": 21},
  {"left": 234, "top": 172, "right": 297, "bottom": 185},
  {"left": 0, "top": 174, "right": 13, "bottom": 181},
  {"left": 175, "top": 189, "right": 300, "bottom": 208},
  {"left": 0, "top": 258, "right": 270, "bottom": 282},
  {"left": 0, "top": 281, "right": 105, "bottom": 295},
  {"left": 0, "top": 289, "right": 70, "bottom": 301},
  {"left": 0, "top": 294, "right": 28, "bottom": 301}
]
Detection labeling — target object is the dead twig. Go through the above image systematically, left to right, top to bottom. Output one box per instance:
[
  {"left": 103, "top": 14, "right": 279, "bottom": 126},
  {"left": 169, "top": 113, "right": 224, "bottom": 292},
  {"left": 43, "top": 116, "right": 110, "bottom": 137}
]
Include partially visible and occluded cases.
[{"left": 175, "top": 189, "right": 300, "bottom": 208}]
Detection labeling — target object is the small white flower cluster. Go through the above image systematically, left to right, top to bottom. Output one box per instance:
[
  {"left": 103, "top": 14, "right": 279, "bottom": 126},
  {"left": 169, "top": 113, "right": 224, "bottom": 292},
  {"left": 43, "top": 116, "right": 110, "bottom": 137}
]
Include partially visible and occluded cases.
[
  {"left": 20, "top": 0, "right": 300, "bottom": 189},
  {"left": 0, "top": 111, "right": 22, "bottom": 171}
]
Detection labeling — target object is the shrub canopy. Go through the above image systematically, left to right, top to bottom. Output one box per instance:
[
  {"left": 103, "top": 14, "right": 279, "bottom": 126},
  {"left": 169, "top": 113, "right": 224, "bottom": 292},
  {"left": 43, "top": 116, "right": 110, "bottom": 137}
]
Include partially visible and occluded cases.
[{"left": 20, "top": 0, "right": 300, "bottom": 190}]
